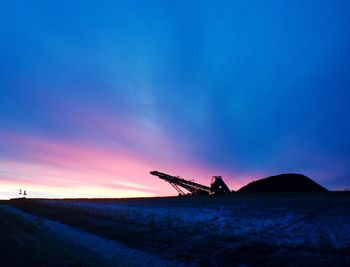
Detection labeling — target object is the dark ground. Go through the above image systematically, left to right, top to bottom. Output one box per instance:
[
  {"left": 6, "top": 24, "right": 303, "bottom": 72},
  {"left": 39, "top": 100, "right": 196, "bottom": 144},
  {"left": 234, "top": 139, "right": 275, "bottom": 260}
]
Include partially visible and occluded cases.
[
  {"left": 1, "top": 192, "right": 350, "bottom": 266},
  {"left": 0, "top": 202, "right": 116, "bottom": 267}
]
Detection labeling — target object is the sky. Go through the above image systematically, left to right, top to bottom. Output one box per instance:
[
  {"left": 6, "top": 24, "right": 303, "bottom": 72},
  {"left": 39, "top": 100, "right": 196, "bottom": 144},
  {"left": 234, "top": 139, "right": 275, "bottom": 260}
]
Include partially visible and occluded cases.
[{"left": 1, "top": 0, "right": 350, "bottom": 199}]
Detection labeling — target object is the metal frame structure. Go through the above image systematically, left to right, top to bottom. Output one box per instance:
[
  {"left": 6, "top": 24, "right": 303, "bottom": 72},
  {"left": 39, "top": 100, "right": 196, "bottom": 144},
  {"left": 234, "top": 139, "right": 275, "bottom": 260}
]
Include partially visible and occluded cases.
[{"left": 150, "top": 170, "right": 231, "bottom": 195}]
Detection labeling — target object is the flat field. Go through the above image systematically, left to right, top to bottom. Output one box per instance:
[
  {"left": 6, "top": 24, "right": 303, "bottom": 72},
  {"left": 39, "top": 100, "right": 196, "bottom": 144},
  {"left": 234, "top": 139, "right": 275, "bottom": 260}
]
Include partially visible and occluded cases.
[{"left": 1, "top": 192, "right": 350, "bottom": 266}]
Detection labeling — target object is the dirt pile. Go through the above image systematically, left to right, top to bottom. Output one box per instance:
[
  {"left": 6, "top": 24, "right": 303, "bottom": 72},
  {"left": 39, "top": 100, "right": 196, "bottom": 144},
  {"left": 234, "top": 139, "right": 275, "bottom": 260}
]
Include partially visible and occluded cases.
[{"left": 238, "top": 173, "right": 328, "bottom": 193}]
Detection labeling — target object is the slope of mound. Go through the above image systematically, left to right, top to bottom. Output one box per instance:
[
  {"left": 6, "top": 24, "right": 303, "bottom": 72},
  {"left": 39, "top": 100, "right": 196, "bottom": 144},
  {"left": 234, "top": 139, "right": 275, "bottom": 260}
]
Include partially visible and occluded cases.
[{"left": 238, "top": 173, "right": 328, "bottom": 193}]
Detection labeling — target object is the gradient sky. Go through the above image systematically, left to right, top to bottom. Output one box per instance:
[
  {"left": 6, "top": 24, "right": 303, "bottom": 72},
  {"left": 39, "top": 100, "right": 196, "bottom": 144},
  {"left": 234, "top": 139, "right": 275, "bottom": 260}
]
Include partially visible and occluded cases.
[{"left": 1, "top": 1, "right": 350, "bottom": 199}]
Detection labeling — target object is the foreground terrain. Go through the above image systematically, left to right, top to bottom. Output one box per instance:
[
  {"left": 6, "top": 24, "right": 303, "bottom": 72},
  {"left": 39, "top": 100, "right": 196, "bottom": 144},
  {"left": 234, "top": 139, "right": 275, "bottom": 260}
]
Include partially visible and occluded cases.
[{"left": 1, "top": 192, "right": 350, "bottom": 266}]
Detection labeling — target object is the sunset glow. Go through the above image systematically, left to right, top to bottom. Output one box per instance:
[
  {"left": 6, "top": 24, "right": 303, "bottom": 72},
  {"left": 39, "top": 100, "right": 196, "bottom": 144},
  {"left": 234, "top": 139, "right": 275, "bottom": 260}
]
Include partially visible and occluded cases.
[
  {"left": 1, "top": 1, "right": 350, "bottom": 199},
  {"left": 0, "top": 129, "right": 253, "bottom": 199}
]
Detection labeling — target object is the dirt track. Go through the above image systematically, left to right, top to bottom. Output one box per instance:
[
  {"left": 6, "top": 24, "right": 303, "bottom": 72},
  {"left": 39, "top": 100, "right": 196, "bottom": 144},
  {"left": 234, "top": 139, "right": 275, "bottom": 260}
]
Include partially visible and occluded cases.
[{"left": 0, "top": 205, "right": 117, "bottom": 267}]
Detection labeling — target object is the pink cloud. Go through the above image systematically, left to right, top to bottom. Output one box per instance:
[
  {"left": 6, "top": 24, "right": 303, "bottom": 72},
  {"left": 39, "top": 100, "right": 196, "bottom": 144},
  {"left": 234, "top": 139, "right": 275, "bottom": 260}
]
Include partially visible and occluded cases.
[{"left": 0, "top": 128, "right": 252, "bottom": 199}]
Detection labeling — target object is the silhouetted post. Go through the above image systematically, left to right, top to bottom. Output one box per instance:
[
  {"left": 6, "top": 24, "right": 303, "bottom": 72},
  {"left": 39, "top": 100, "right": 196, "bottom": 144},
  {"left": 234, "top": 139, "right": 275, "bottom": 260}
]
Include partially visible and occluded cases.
[{"left": 23, "top": 190, "right": 27, "bottom": 198}]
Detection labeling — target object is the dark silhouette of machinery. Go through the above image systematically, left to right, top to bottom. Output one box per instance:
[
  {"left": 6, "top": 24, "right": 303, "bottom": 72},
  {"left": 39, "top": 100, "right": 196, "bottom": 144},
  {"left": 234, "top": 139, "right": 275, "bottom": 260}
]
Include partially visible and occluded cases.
[
  {"left": 150, "top": 171, "right": 231, "bottom": 196},
  {"left": 210, "top": 176, "right": 231, "bottom": 195}
]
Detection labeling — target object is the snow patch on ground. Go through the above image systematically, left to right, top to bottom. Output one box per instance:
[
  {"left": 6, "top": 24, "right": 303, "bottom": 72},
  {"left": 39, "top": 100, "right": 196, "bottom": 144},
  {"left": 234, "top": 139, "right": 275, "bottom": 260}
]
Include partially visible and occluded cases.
[{"left": 39, "top": 199, "right": 350, "bottom": 249}]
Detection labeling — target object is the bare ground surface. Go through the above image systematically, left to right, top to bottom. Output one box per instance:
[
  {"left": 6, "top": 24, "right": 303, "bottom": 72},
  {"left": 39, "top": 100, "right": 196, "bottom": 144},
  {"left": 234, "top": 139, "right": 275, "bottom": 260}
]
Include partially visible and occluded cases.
[
  {"left": 1, "top": 192, "right": 350, "bottom": 266},
  {"left": 0, "top": 205, "right": 117, "bottom": 267}
]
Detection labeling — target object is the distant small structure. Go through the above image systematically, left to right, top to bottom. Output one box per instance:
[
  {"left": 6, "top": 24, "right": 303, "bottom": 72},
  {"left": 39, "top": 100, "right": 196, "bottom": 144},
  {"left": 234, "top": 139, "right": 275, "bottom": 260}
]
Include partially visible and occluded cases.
[{"left": 14, "top": 188, "right": 27, "bottom": 199}]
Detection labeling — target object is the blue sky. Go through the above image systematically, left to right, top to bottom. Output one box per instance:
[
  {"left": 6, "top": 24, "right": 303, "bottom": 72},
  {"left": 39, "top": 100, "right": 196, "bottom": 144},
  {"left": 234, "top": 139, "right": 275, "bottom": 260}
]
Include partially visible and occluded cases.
[{"left": 1, "top": 1, "right": 350, "bottom": 198}]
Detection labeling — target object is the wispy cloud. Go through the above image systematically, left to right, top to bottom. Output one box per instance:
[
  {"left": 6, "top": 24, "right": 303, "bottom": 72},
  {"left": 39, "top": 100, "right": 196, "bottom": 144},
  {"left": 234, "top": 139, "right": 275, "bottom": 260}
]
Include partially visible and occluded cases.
[{"left": 0, "top": 128, "right": 248, "bottom": 199}]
